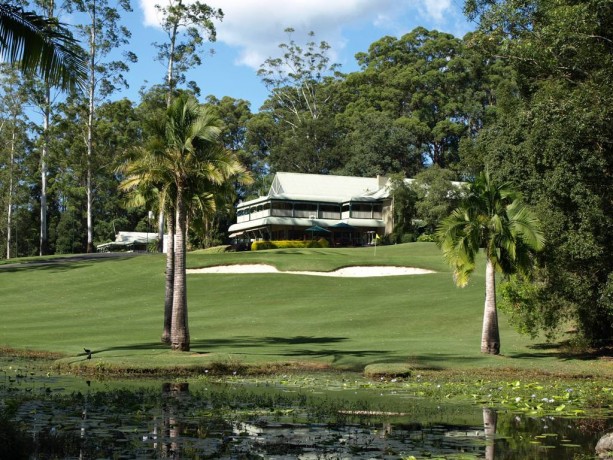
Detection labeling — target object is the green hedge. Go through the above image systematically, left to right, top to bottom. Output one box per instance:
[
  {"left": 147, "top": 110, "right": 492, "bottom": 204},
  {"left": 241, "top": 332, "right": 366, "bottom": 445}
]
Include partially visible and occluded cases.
[
  {"left": 417, "top": 233, "right": 438, "bottom": 243},
  {"left": 251, "top": 239, "right": 330, "bottom": 251}
]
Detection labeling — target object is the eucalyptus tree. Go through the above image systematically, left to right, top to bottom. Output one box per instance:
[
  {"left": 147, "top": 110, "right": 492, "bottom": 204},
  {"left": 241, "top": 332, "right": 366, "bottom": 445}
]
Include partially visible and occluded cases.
[
  {"left": 1, "top": 0, "right": 86, "bottom": 255},
  {"left": 28, "top": 0, "right": 62, "bottom": 256},
  {"left": 66, "top": 0, "right": 136, "bottom": 252},
  {"left": 152, "top": 0, "right": 223, "bottom": 107},
  {"left": 257, "top": 28, "right": 343, "bottom": 174},
  {"left": 258, "top": 28, "right": 341, "bottom": 123},
  {"left": 0, "top": 65, "right": 30, "bottom": 259},
  {"left": 121, "top": 95, "right": 251, "bottom": 350},
  {"left": 205, "top": 95, "right": 258, "bottom": 177},
  {"left": 436, "top": 170, "right": 544, "bottom": 354}
]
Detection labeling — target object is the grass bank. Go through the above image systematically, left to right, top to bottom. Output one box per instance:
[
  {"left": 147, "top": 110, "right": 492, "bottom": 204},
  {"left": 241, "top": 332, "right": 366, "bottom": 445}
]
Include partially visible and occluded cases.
[{"left": 1, "top": 243, "right": 611, "bottom": 378}]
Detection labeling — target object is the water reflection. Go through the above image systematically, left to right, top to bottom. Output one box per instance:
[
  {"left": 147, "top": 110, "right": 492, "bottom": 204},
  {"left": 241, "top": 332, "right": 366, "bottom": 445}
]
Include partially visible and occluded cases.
[
  {"left": 1, "top": 362, "right": 612, "bottom": 459},
  {"left": 159, "top": 382, "right": 189, "bottom": 459},
  {"left": 483, "top": 407, "right": 497, "bottom": 460}
]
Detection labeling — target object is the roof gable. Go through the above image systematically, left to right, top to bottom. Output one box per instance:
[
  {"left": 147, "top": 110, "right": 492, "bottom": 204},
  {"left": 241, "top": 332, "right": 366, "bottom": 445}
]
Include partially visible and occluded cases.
[{"left": 269, "top": 172, "right": 385, "bottom": 201}]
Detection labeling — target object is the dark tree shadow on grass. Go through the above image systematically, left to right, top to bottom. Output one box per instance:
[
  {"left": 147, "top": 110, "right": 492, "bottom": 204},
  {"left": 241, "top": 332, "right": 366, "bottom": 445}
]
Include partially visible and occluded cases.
[
  {"left": 0, "top": 253, "right": 146, "bottom": 272},
  {"left": 85, "top": 336, "right": 350, "bottom": 356}
]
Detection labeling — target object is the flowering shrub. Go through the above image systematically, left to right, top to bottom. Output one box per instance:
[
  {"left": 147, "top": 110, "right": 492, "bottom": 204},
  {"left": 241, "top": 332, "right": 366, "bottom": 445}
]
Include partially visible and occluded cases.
[{"left": 251, "top": 239, "right": 330, "bottom": 251}]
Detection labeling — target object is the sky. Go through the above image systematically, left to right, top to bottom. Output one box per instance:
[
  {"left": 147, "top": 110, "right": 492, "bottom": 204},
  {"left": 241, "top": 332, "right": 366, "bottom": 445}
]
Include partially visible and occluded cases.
[{"left": 96, "top": 0, "right": 474, "bottom": 112}]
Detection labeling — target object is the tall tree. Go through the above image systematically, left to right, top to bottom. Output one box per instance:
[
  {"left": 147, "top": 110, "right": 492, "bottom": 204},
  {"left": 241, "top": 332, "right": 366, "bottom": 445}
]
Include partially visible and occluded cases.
[
  {"left": 2, "top": 0, "right": 86, "bottom": 255},
  {"left": 29, "top": 0, "right": 60, "bottom": 256},
  {"left": 67, "top": 0, "right": 136, "bottom": 252},
  {"left": 152, "top": 0, "right": 223, "bottom": 107},
  {"left": 462, "top": 0, "right": 613, "bottom": 346},
  {"left": 151, "top": 1, "right": 222, "bottom": 342},
  {"left": 0, "top": 2, "right": 86, "bottom": 90},
  {"left": 257, "top": 28, "right": 343, "bottom": 174},
  {"left": 258, "top": 28, "right": 341, "bottom": 123},
  {"left": 344, "top": 28, "right": 473, "bottom": 168},
  {"left": 0, "top": 65, "right": 30, "bottom": 259},
  {"left": 48, "top": 95, "right": 89, "bottom": 254},
  {"left": 121, "top": 95, "right": 250, "bottom": 350},
  {"left": 202, "top": 95, "right": 261, "bottom": 246},
  {"left": 337, "top": 111, "right": 422, "bottom": 177},
  {"left": 412, "top": 166, "right": 462, "bottom": 234},
  {"left": 436, "top": 170, "right": 544, "bottom": 354},
  {"left": 388, "top": 174, "right": 418, "bottom": 243}
]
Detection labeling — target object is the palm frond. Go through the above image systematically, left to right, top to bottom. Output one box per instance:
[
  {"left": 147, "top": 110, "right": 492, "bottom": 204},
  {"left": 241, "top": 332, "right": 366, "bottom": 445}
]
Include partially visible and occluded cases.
[{"left": 0, "top": 4, "right": 86, "bottom": 91}]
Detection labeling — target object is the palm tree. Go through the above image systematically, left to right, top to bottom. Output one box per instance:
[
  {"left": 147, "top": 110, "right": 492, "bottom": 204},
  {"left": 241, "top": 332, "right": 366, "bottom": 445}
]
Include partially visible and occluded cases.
[
  {"left": 0, "top": 3, "right": 86, "bottom": 90},
  {"left": 121, "top": 95, "right": 251, "bottom": 351},
  {"left": 118, "top": 165, "right": 175, "bottom": 344},
  {"left": 436, "top": 170, "right": 544, "bottom": 354}
]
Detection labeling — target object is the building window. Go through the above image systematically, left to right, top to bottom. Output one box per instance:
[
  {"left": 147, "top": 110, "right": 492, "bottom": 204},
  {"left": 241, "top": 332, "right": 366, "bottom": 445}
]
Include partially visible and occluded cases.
[
  {"left": 271, "top": 201, "right": 293, "bottom": 217},
  {"left": 294, "top": 202, "right": 318, "bottom": 218},
  {"left": 351, "top": 203, "right": 372, "bottom": 219},
  {"left": 319, "top": 204, "right": 341, "bottom": 219}
]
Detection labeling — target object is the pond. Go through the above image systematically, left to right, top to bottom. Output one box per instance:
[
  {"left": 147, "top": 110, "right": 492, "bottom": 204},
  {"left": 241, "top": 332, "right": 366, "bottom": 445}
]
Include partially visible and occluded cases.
[{"left": 1, "top": 357, "right": 612, "bottom": 459}]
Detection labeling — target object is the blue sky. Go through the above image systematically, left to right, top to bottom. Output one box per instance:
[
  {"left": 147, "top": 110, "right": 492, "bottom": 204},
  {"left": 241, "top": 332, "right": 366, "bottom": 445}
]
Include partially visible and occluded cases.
[{"left": 91, "top": 1, "right": 474, "bottom": 112}]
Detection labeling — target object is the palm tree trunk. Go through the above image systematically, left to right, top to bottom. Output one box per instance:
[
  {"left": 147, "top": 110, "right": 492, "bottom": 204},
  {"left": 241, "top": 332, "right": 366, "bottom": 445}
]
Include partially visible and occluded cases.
[
  {"left": 171, "top": 188, "right": 189, "bottom": 351},
  {"left": 157, "top": 210, "right": 164, "bottom": 252},
  {"left": 161, "top": 213, "right": 175, "bottom": 344},
  {"left": 481, "top": 258, "right": 500, "bottom": 354},
  {"left": 483, "top": 407, "right": 497, "bottom": 460}
]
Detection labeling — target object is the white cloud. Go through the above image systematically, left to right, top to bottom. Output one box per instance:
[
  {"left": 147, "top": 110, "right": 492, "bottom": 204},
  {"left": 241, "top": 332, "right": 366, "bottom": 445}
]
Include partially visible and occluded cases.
[
  {"left": 139, "top": 0, "right": 460, "bottom": 69},
  {"left": 420, "top": 0, "right": 453, "bottom": 22}
]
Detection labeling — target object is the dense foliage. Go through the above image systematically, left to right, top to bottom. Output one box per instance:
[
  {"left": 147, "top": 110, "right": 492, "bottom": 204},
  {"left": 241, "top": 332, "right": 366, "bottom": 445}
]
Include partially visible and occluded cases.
[
  {"left": 0, "top": 0, "right": 611, "bottom": 348},
  {"left": 462, "top": 0, "right": 613, "bottom": 347}
]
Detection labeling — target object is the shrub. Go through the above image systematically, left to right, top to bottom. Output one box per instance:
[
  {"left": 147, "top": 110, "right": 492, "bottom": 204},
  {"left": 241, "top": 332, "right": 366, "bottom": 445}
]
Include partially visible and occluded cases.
[
  {"left": 401, "top": 233, "right": 416, "bottom": 243},
  {"left": 417, "top": 233, "right": 437, "bottom": 243},
  {"left": 251, "top": 239, "right": 330, "bottom": 251},
  {"left": 251, "top": 241, "right": 276, "bottom": 251}
]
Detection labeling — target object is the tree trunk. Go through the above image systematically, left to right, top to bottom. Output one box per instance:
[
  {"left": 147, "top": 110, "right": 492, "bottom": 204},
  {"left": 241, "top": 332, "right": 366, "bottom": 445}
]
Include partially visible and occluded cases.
[
  {"left": 37, "top": 0, "right": 55, "bottom": 256},
  {"left": 85, "top": 4, "right": 96, "bottom": 254},
  {"left": 165, "top": 19, "right": 178, "bottom": 109},
  {"left": 40, "top": 84, "right": 50, "bottom": 255},
  {"left": 6, "top": 127, "right": 15, "bottom": 259},
  {"left": 170, "top": 188, "right": 189, "bottom": 351},
  {"left": 157, "top": 210, "right": 164, "bottom": 252},
  {"left": 161, "top": 212, "right": 175, "bottom": 344},
  {"left": 481, "top": 258, "right": 500, "bottom": 354},
  {"left": 483, "top": 407, "right": 497, "bottom": 460}
]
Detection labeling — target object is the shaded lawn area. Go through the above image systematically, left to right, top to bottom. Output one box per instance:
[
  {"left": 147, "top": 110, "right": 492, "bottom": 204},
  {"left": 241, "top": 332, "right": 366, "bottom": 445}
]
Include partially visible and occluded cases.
[{"left": 1, "top": 244, "right": 611, "bottom": 377}]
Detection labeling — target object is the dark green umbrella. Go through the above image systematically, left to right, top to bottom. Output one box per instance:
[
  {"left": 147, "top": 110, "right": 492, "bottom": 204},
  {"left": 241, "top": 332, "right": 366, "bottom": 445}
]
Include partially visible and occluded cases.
[
  {"left": 330, "top": 222, "right": 355, "bottom": 230},
  {"left": 304, "top": 225, "right": 331, "bottom": 234}
]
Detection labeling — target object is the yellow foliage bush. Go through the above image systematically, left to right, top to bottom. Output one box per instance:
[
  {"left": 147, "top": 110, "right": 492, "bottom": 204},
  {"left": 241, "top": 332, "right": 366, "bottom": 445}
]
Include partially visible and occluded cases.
[{"left": 251, "top": 238, "right": 330, "bottom": 251}]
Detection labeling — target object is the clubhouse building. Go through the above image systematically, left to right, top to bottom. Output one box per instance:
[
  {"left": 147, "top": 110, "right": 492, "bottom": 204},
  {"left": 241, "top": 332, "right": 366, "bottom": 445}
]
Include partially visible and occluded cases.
[{"left": 228, "top": 172, "right": 412, "bottom": 246}]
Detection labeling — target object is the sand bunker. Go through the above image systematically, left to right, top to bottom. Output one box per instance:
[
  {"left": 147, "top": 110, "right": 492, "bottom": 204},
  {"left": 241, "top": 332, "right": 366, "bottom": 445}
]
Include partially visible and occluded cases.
[{"left": 187, "top": 264, "right": 435, "bottom": 277}]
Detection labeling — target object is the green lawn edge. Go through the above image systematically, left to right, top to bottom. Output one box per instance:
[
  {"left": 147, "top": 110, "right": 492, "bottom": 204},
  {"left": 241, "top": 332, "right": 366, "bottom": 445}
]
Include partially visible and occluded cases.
[{"left": 2, "top": 243, "right": 612, "bottom": 379}]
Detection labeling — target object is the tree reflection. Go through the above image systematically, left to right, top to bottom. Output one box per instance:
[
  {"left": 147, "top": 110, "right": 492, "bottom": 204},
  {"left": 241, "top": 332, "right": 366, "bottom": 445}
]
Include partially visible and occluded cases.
[
  {"left": 158, "top": 382, "right": 189, "bottom": 459},
  {"left": 483, "top": 407, "right": 497, "bottom": 460}
]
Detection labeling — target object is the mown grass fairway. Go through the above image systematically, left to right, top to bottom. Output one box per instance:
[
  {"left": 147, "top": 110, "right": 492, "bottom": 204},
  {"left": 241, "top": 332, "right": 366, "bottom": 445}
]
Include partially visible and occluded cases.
[{"left": 1, "top": 243, "right": 611, "bottom": 376}]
